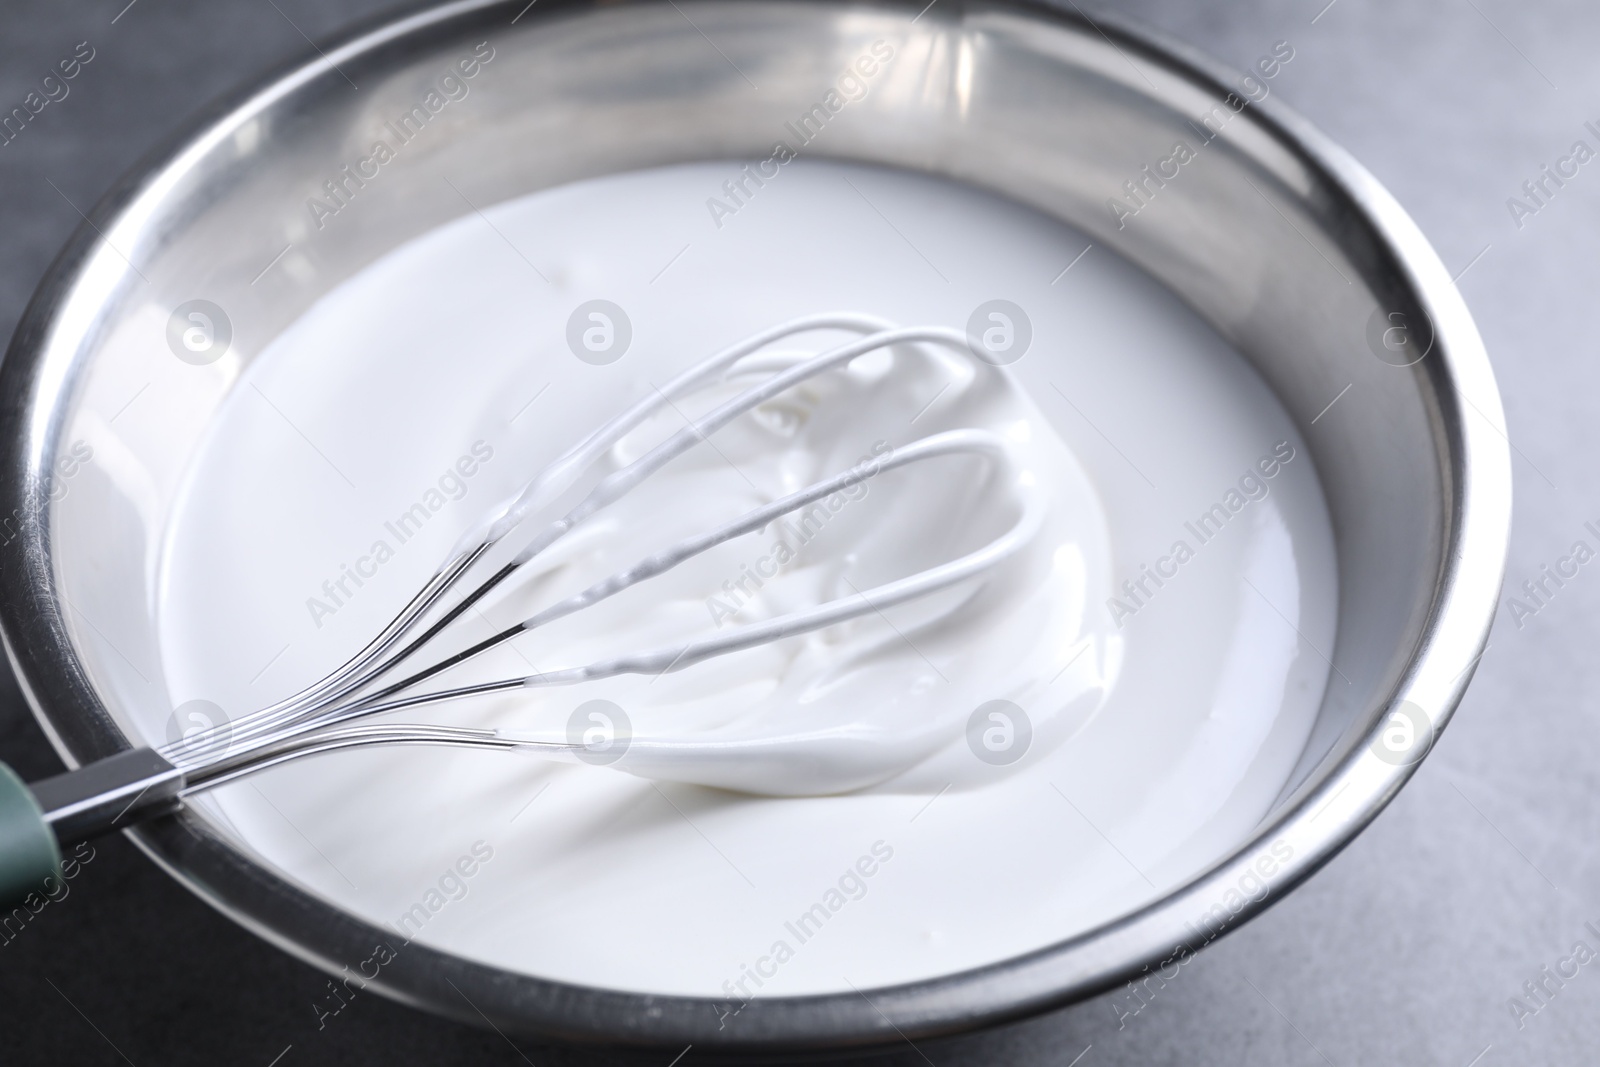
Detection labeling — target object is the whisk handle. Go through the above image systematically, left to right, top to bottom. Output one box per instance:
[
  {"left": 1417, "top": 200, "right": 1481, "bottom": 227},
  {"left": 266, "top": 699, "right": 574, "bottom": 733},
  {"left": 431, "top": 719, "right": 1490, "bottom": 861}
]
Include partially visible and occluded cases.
[
  {"left": 0, "top": 749, "right": 184, "bottom": 909},
  {"left": 0, "top": 761, "right": 59, "bottom": 909}
]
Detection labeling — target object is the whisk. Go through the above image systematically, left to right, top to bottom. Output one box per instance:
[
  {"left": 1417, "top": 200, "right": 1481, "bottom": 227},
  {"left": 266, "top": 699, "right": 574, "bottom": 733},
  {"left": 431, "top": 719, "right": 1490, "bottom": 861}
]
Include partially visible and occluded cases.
[{"left": 0, "top": 312, "right": 1038, "bottom": 904}]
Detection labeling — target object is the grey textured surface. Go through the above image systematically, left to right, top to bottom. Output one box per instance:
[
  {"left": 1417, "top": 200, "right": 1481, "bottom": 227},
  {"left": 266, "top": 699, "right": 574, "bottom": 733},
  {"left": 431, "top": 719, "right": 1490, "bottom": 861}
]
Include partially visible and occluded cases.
[{"left": 0, "top": 1, "right": 1591, "bottom": 1064}]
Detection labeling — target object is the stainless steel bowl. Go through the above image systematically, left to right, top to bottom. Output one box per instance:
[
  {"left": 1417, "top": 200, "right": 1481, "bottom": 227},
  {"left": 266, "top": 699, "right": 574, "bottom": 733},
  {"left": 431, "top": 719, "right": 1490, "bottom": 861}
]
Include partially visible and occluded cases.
[{"left": 0, "top": 0, "right": 1510, "bottom": 1052}]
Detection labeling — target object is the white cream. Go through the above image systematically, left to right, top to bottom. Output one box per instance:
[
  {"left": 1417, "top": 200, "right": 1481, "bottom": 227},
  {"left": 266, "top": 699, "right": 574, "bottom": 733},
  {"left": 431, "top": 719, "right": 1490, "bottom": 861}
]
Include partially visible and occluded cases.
[{"left": 148, "top": 159, "right": 1337, "bottom": 997}]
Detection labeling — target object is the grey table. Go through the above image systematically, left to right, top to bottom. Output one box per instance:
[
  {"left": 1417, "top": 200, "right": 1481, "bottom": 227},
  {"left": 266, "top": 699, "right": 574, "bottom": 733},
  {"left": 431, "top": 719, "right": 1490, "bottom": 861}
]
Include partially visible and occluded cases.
[{"left": 0, "top": 1, "right": 1589, "bottom": 1063}]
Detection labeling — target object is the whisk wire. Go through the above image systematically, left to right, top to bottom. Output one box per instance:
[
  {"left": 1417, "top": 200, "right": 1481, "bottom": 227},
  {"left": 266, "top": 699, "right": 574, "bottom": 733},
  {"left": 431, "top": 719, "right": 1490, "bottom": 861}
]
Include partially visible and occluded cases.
[{"left": 161, "top": 317, "right": 1035, "bottom": 789}]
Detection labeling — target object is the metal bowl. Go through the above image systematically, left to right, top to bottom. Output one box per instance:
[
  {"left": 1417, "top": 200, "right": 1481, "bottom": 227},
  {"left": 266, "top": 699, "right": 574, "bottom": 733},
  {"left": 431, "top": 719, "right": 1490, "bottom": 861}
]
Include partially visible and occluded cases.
[{"left": 0, "top": 0, "right": 1510, "bottom": 1052}]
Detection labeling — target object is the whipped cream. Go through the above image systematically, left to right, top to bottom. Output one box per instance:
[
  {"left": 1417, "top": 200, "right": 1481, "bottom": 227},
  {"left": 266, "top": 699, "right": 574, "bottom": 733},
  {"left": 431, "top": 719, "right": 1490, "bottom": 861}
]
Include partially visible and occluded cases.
[{"left": 146, "top": 159, "right": 1336, "bottom": 997}]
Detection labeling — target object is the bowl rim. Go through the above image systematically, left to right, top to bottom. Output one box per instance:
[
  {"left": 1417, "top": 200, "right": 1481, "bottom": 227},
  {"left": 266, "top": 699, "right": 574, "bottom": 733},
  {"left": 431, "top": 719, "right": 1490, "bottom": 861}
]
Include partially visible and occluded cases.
[{"left": 0, "top": 0, "right": 1511, "bottom": 1050}]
